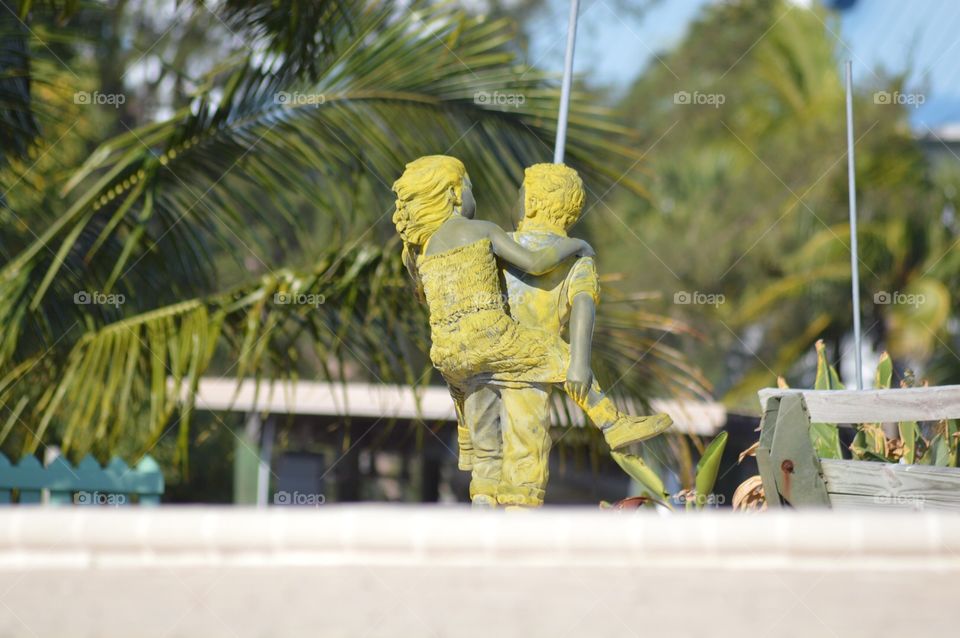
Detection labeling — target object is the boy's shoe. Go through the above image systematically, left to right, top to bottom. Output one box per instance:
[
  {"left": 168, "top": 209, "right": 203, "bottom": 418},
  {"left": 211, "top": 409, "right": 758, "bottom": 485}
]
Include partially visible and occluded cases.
[
  {"left": 602, "top": 413, "right": 673, "bottom": 450},
  {"left": 471, "top": 494, "right": 497, "bottom": 508}
]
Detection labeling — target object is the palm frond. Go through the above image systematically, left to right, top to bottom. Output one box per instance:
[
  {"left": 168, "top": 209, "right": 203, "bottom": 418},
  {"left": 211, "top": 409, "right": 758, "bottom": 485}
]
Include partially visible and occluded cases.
[
  {"left": 208, "top": 0, "right": 355, "bottom": 80},
  {"left": 0, "top": 1, "right": 703, "bottom": 463},
  {"left": 6, "top": 2, "right": 646, "bottom": 313},
  {"left": 0, "top": 11, "right": 39, "bottom": 166},
  {"left": 2, "top": 237, "right": 704, "bottom": 461},
  {"left": 0, "top": 240, "right": 423, "bottom": 458}
]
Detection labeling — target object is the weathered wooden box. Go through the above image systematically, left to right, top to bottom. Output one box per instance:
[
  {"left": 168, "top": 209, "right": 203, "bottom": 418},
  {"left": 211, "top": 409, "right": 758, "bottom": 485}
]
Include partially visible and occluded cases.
[{"left": 757, "top": 387, "right": 960, "bottom": 510}]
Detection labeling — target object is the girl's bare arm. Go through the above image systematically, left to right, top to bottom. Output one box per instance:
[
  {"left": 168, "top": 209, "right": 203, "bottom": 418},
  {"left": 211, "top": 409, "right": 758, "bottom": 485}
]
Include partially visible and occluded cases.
[{"left": 479, "top": 221, "right": 593, "bottom": 275}]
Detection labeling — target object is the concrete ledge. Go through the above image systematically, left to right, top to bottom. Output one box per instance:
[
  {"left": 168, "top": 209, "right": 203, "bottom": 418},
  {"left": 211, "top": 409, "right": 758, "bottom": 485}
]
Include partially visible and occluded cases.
[{"left": 1, "top": 507, "right": 958, "bottom": 637}]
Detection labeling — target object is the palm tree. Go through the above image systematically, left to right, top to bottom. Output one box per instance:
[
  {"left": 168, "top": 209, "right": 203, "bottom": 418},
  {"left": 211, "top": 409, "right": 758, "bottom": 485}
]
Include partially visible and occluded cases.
[
  {"left": 1, "top": 0, "right": 706, "bottom": 466},
  {"left": 602, "top": 0, "right": 956, "bottom": 407}
]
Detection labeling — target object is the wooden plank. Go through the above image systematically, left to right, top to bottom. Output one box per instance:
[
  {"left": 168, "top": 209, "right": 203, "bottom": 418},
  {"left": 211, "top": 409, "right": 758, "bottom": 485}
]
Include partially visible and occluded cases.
[
  {"left": 758, "top": 385, "right": 960, "bottom": 424},
  {"left": 756, "top": 397, "right": 782, "bottom": 508},
  {"left": 822, "top": 459, "right": 960, "bottom": 509},
  {"left": 827, "top": 493, "right": 960, "bottom": 511}
]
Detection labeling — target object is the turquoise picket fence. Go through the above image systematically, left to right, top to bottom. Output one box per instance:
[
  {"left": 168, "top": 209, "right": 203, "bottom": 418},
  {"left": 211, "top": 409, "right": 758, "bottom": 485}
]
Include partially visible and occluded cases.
[{"left": 0, "top": 453, "right": 164, "bottom": 505}]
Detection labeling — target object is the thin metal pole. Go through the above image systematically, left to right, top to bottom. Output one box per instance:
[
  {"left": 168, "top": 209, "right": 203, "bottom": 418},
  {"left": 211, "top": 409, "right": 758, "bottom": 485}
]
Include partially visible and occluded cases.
[
  {"left": 554, "top": 0, "right": 580, "bottom": 164},
  {"left": 845, "top": 60, "right": 863, "bottom": 389}
]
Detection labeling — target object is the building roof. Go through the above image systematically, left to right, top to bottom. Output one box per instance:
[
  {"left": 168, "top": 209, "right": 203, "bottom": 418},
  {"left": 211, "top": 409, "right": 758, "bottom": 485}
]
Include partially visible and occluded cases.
[{"left": 188, "top": 377, "right": 725, "bottom": 436}]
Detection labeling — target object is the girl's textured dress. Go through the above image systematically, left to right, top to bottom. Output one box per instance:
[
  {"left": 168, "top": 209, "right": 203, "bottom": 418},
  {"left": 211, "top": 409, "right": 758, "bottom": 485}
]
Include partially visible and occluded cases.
[{"left": 416, "top": 238, "right": 571, "bottom": 388}]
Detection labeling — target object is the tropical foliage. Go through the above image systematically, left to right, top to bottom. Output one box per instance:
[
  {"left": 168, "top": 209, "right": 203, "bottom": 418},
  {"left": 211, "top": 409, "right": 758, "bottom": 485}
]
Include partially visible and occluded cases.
[
  {"left": 0, "top": 0, "right": 705, "bottom": 466},
  {"left": 600, "top": 0, "right": 960, "bottom": 407},
  {"left": 734, "top": 338, "right": 960, "bottom": 511},
  {"left": 781, "top": 340, "right": 959, "bottom": 467},
  {"left": 605, "top": 430, "right": 728, "bottom": 510}
]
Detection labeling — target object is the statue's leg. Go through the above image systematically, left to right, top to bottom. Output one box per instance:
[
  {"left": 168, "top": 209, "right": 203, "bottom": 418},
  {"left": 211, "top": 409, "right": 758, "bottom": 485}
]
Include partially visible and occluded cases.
[
  {"left": 566, "top": 377, "right": 673, "bottom": 450},
  {"left": 447, "top": 383, "right": 474, "bottom": 471},
  {"left": 497, "top": 383, "right": 551, "bottom": 507},
  {"left": 462, "top": 384, "right": 502, "bottom": 506},
  {"left": 453, "top": 402, "right": 474, "bottom": 471}
]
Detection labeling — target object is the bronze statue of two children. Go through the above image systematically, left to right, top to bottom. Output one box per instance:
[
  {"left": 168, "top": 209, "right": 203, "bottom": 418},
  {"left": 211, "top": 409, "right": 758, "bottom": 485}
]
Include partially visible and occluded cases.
[{"left": 392, "top": 156, "right": 671, "bottom": 507}]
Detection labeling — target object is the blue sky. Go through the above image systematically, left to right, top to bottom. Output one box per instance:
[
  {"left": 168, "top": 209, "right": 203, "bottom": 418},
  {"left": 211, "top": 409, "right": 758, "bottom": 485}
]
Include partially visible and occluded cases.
[{"left": 525, "top": 0, "right": 960, "bottom": 128}]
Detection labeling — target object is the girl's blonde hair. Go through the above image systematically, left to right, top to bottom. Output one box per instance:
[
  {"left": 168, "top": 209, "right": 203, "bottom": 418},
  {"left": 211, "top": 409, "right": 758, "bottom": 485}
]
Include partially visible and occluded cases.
[{"left": 392, "top": 155, "right": 467, "bottom": 297}]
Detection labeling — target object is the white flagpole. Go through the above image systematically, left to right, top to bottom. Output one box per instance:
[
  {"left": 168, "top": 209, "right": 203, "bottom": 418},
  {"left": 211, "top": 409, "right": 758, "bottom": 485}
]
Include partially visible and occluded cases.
[
  {"left": 554, "top": 0, "right": 581, "bottom": 164},
  {"left": 845, "top": 60, "right": 864, "bottom": 389}
]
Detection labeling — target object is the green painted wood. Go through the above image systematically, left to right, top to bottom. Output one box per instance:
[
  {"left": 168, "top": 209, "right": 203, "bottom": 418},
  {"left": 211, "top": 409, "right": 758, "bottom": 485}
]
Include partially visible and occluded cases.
[
  {"left": 759, "top": 386, "right": 960, "bottom": 510},
  {"left": 768, "top": 394, "right": 831, "bottom": 507},
  {"left": 756, "top": 397, "right": 782, "bottom": 509},
  {"left": 233, "top": 428, "right": 261, "bottom": 505},
  {"left": 0, "top": 452, "right": 163, "bottom": 505},
  {"left": 0, "top": 455, "right": 10, "bottom": 504},
  {"left": 9, "top": 455, "right": 45, "bottom": 490},
  {"left": 45, "top": 456, "right": 78, "bottom": 492},
  {"left": 133, "top": 456, "right": 164, "bottom": 496},
  {"left": 18, "top": 489, "right": 41, "bottom": 504},
  {"left": 48, "top": 490, "right": 73, "bottom": 505}
]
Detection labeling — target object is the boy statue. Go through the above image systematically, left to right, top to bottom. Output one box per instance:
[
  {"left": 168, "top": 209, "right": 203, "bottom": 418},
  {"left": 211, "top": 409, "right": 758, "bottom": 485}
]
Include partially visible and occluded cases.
[{"left": 460, "top": 163, "right": 663, "bottom": 506}]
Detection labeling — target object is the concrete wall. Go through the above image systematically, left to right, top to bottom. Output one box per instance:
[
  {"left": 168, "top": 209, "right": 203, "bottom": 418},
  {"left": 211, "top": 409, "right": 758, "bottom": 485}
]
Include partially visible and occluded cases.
[{"left": 1, "top": 507, "right": 958, "bottom": 637}]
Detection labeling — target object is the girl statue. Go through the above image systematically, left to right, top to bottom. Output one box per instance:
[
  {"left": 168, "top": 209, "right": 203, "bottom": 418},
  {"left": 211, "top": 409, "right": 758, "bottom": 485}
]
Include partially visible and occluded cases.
[{"left": 391, "top": 155, "right": 671, "bottom": 459}]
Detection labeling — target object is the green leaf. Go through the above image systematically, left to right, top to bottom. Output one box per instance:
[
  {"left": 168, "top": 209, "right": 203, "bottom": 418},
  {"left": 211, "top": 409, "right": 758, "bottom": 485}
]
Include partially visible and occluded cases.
[
  {"left": 810, "top": 339, "right": 843, "bottom": 458},
  {"left": 813, "top": 339, "right": 843, "bottom": 390},
  {"left": 849, "top": 351, "right": 894, "bottom": 461},
  {"left": 874, "top": 352, "right": 893, "bottom": 389},
  {"left": 948, "top": 420, "right": 959, "bottom": 467},
  {"left": 898, "top": 421, "right": 919, "bottom": 464},
  {"left": 810, "top": 422, "right": 843, "bottom": 460},
  {"left": 850, "top": 424, "right": 887, "bottom": 461},
  {"left": 694, "top": 431, "right": 728, "bottom": 507},
  {"left": 930, "top": 434, "right": 950, "bottom": 467},
  {"left": 611, "top": 451, "right": 668, "bottom": 499}
]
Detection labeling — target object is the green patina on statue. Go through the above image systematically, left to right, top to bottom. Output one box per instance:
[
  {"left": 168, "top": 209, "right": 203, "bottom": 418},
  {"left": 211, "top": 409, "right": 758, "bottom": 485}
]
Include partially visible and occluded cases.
[{"left": 391, "top": 155, "right": 672, "bottom": 507}]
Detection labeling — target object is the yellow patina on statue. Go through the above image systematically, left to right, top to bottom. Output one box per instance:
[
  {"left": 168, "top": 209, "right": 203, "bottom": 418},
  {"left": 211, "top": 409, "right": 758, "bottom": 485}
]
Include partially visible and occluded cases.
[
  {"left": 392, "top": 155, "right": 672, "bottom": 506},
  {"left": 465, "top": 163, "right": 612, "bottom": 507}
]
